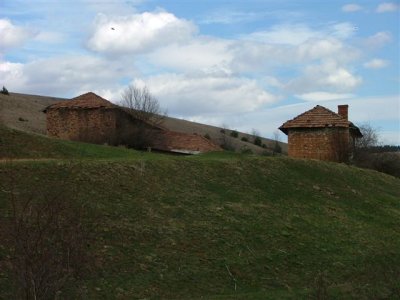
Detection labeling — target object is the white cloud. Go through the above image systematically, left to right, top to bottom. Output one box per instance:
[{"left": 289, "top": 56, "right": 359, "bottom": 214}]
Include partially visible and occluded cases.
[
  {"left": 376, "top": 2, "right": 399, "bottom": 13},
  {"left": 342, "top": 4, "right": 363, "bottom": 12},
  {"left": 200, "top": 11, "right": 264, "bottom": 24},
  {"left": 87, "top": 12, "right": 196, "bottom": 55},
  {"left": 0, "top": 19, "right": 37, "bottom": 52},
  {"left": 245, "top": 22, "right": 356, "bottom": 46},
  {"left": 329, "top": 22, "right": 357, "bottom": 39},
  {"left": 245, "top": 24, "right": 320, "bottom": 45},
  {"left": 364, "top": 31, "right": 392, "bottom": 48},
  {"left": 148, "top": 37, "right": 234, "bottom": 73},
  {"left": 296, "top": 37, "right": 358, "bottom": 62},
  {"left": 0, "top": 55, "right": 135, "bottom": 97},
  {"left": 363, "top": 59, "right": 389, "bottom": 69},
  {"left": 0, "top": 60, "right": 25, "bottom": 87},
  {"left": 286, "top": 60, "right": 362, "bottom": 93},
  {"left": 135, "top": 73, "right": 279, "bottom": 116},
  {"left": 295, "top": 92, "right": 354, "bottom": 101}
]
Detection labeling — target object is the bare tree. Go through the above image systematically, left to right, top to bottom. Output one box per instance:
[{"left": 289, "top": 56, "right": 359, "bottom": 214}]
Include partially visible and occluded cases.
[
  {"left": 120, "top": 85, "right": 167, "bottom": 149},
  {"left": 120, "top": 85, "right": 166, "bottom": 127},
  {"left": 355, "top": 123, "right": 379, "bottom": 150},
  {"left": 219, "top": 124, "right": 235, "bottom": 151},
  {"left": 352, "top": 124, "right": 400, "bottom": 177},
  {"left": 251, "top": 129, "right": 262, "bottom": 147},
  {"left": 273, "top": 130, "right": 282, "bottom": 154}
]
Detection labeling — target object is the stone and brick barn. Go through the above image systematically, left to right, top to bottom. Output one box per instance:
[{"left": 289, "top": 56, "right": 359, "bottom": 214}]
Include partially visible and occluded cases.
[
  {"left": 44, "top": 92, "right": 221, "bottom": 154},
  {"left": 279, "top": 105, "right": 362, "bottom": 162}
]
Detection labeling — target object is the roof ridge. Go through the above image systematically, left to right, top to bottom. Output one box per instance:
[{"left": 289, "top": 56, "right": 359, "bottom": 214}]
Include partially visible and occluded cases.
[
  {"left": 45, "top": 92, "right": 116, "bottom": 110},
  {"left": 279, "top": 105, "right": 351, "bottom": 134}
]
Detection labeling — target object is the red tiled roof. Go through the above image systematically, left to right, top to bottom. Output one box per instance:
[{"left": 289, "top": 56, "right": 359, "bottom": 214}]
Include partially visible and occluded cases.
[
  {"left": 46, "top": 92, "right": 116, "bottom": 110},
  {"left": 279, "top": 105, "right": 353, "bottom": 134},
  {"left": 151, "top": 131, "right": 222, "bottom": 154}
]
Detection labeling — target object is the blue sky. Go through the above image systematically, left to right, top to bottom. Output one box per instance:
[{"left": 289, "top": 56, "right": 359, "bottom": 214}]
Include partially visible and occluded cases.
[{"left": 1, "top": 0, "right": 399, "bottom": 144}]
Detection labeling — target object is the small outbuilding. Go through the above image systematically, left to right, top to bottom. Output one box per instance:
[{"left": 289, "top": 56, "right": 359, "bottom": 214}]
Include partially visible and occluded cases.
[
  {"left": 44, "top": 92, "right": 221, "bottom": 154},
  {"left": 279, "top": 105, "right": 362, "bottom": 162}
]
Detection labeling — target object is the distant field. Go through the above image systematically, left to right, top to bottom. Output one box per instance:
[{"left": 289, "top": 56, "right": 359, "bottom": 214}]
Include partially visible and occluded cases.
[{"left": 0, "top": 127, "right": 399, "bottom": 299}]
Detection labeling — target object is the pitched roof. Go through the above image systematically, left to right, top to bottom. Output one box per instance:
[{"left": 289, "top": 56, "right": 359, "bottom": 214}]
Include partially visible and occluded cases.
[
  {"left": 45, "top": 92, "right": 116, "bottom": 110},
  {"left": 279, "top": 105, "right": 355, "bottom": 134},
  {"left": 151, "top": 131, "right": 222, "bottom": 154}
]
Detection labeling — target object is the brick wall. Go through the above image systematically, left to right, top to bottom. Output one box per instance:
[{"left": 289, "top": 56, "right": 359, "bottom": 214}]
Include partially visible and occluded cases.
[
  {"left": 46, "top": 108, "right": 118, "bottom": 145},
  {"left": 287, "top": 127, "right": 350, "bottom": 162}
]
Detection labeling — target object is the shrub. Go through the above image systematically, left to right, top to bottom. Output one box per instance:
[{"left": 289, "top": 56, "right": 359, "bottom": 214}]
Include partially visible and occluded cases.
[
  {"left": 1, "top": 86, "right": 9, "bottom": 95},
  {"left": 220, "top": 129, "right": 226, "bottom": 134},
  {"left": 230, "top": 130, "right": 239, "bottom": 138},
  {"left": 204, "top": 133, "right": 211, "bottom": 140},
  {"left": 241, "top": 136, "right": 248, "bottom": 142},
  {"left": 254, "top": 136, "right": 262, "bottom": 146},
  {"left": 273, "top": 141, "right": 282, "bottom": 154},
  {"left": 241, "top": 147, "right": 253, "bottom": 154},
  {"left": 355, "top": 152, "right": 400, "bottom": 178}
]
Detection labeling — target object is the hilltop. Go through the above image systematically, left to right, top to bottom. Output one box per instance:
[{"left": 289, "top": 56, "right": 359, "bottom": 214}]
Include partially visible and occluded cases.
[
  {"left": 0, "top": 92, "right": 287, "bottom": 154},
  {"left": 0, "top": 127, "right": 399, "bottom": 299}
]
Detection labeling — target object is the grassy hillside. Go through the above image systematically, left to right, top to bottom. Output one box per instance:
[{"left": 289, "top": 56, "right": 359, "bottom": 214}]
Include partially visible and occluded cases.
[
  {"left": 0, "top": 125, "right": 147, "bottom": 160},
  {"left": 0, "top": 128, "right": 399, "bottom": 299}
]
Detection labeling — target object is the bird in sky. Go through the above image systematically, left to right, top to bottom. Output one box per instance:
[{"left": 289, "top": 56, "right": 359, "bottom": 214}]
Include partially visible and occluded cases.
[{"left": 111, "top": 27, "right": 115, "bottom": 30}]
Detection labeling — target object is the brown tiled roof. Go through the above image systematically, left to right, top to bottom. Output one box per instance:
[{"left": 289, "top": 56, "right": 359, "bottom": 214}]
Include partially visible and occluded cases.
[
  {"left": 45, "top": 92, "right": 116, "bottom": 110},
  {"left": 279, "top": 105, "right": 354, "bottom": 134},
  {"left": 151, "top": 131, "right": 222, "bottom": 154}
]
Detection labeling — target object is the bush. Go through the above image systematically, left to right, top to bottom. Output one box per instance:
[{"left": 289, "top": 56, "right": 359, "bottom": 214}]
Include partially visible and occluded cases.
[
  {"left": 1, "top": 86, "right": 9, "bottom": 95},
  {"left": 220, "top": 129, "right": 226, "bottom": 134},
  {"left": 230, "top": 130, "right": 239, "bottom": 138},
  {"left": 204, "top": 133, "right": 211, "bottom": 140},
  {"left": 241, "top": 136, "right": 248, "bottom": 142},
  {"left": 254, "top": 136, "right": 262, "bottom": 146},
  {"left": 273, "top": 141, "right": 282, "bottom": 154},
  {"left": 241, "top": 147, "right": 253, "bottom": 154},
  {"left": 355, "top": 152, "right": 400, "bottom": 178}
]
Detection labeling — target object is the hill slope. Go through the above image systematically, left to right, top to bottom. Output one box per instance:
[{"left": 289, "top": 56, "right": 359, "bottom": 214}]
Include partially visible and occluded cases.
[
  {"left": 0, "top": 92, "right": 287, "bottom": 154},
  {"left": 0, "top": 128, "right": 399, "bottom": 299}
]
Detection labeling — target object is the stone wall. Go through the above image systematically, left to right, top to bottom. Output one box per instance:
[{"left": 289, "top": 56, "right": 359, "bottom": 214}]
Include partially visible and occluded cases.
[
  {"left": 46, "top": 108, "right": 118, "bottom": 145},
  {"left": 287, "top": 127, "right": 350, "bottom": 162}
]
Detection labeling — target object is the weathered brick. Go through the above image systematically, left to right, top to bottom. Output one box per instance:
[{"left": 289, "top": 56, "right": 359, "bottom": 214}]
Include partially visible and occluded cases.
[{"left": 280, "top": 105, "right": 362, "bottom": 162}]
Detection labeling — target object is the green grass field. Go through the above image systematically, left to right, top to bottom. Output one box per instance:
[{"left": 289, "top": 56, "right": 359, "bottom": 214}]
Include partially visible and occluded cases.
[{"left": 1, "top": 126, "right": 399, "bottom": 299}]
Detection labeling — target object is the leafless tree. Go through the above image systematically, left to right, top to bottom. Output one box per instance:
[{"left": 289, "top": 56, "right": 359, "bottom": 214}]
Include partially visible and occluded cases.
[
  {"left": 119, "top": 85, "right": 167, "bottom": 149},
  {"left": 120, "top": 85, "right": 166, "bottom": 127},
  {"left": 351, "top": 123, "right": 400, "bottom": 177},
  {"left": 355, "top": 123, "right": 379, "bottom": 150},
  {"left": 219, "top": 124, "right": 235, "bottom": 151},
  {"left": 251, "top": 129, "right": 262, "bottom": 146},
  {"left": 273, "top": 130, "right": 282, "bottom": 154}
]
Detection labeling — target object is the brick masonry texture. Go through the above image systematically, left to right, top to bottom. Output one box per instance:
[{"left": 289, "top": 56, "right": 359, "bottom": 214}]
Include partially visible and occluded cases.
[
  {"left": 280, "top": 105, "right": 361, "bottom": 162},
  {"left": 288, "top": 128, "right": 350, "bottom": 162}
]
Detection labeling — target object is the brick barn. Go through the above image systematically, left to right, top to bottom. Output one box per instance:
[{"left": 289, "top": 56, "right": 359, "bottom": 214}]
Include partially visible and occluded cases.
[
  {"left": 44, "top": 92, "right": 221, "bottom": 154},
  {"left": 279, "top": 105, "right": 362, "bottom": 162}
]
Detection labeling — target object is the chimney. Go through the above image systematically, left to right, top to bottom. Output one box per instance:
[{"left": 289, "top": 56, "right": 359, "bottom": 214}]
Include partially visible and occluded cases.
[{"left": 338, "top": 105, "right": 348, "bottom": 121}]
